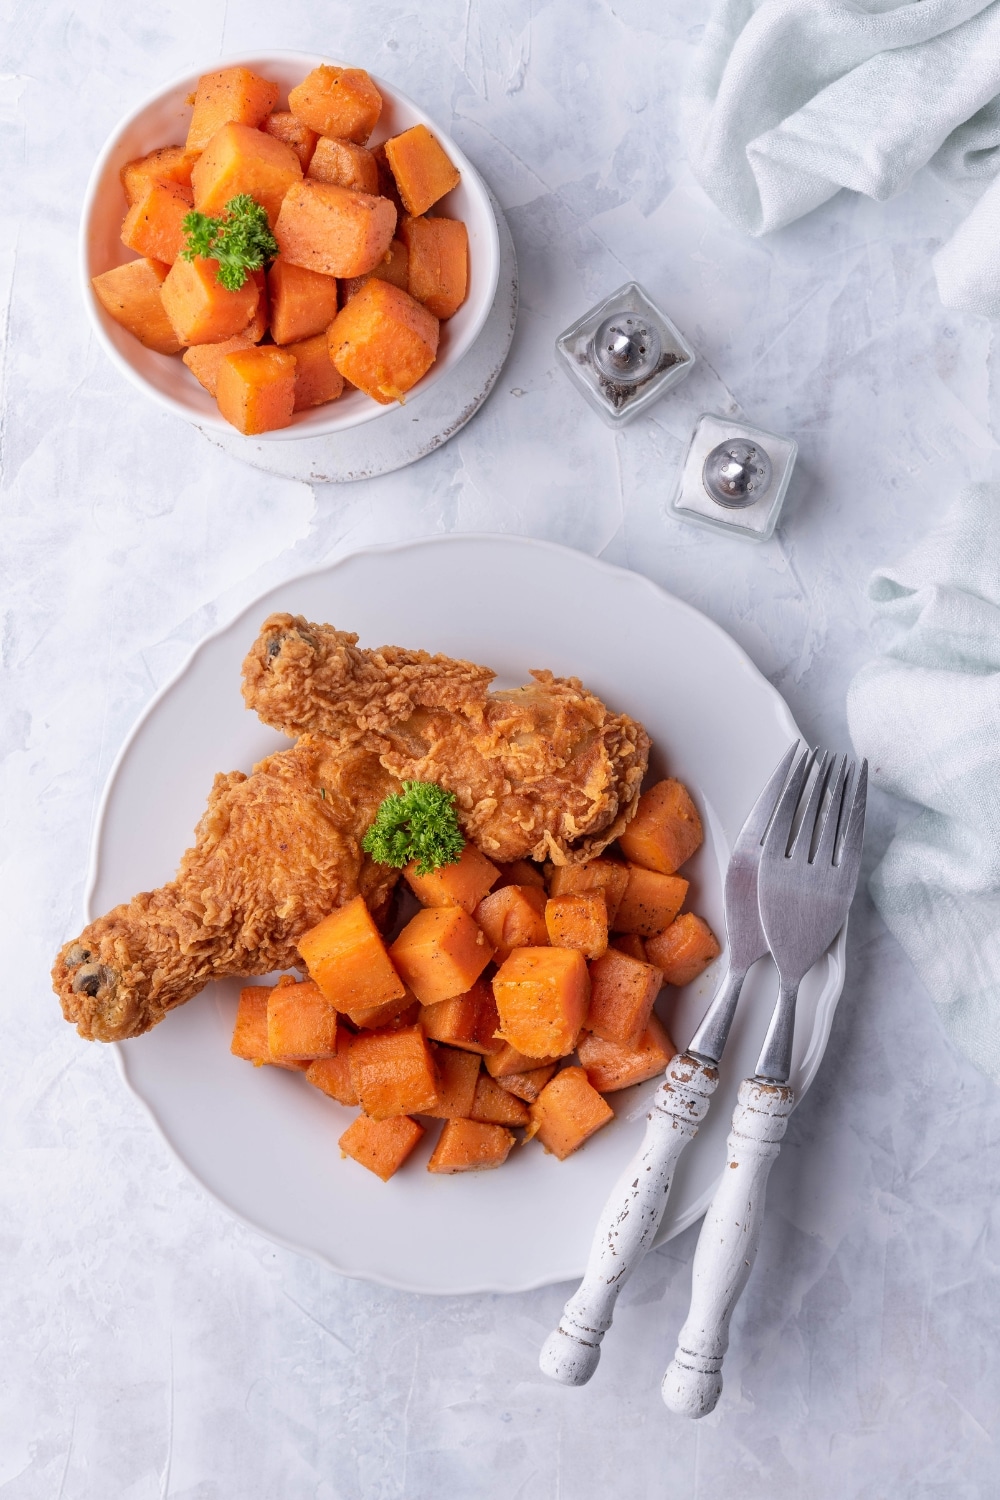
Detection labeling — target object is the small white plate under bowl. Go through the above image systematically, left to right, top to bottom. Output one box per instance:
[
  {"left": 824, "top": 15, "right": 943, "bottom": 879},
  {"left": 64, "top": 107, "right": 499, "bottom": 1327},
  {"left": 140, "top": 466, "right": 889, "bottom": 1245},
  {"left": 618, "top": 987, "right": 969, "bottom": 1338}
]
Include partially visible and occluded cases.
[
  {"left": 79, "top": 52, "right": 501, "bottom": 440},
  {"left": 88, "top": 537, "right": 846, "bottom": 1294}
]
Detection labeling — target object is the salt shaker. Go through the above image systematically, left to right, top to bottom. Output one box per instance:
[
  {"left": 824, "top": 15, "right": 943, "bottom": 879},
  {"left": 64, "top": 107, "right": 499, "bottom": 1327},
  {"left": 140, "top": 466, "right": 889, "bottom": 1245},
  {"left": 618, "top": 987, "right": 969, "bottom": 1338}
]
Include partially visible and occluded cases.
[
  {"left": 556, "top": 282, "right": 695, "bottom": 427},
  {"left": 671, "top": 413, "right": 797, "bottom": 542}
]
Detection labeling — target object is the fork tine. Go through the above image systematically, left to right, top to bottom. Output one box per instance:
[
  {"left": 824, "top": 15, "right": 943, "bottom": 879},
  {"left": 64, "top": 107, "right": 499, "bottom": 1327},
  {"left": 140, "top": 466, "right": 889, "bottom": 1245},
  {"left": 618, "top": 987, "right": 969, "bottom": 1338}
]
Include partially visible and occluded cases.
[
  {"left": 744, "top": 741, "right": 800, "bottom": 849},
  {"left": 762, "top": 748, "right": 811, "bottom": 859},
  {"left": 789, "top": 751, "right": 833, "bottom": 862},
  {"left": 814, "top": 755, "right": 849, "bottom": 867},
  {"left": 835, "top": 760, "right": 868, "bottom": 883}
]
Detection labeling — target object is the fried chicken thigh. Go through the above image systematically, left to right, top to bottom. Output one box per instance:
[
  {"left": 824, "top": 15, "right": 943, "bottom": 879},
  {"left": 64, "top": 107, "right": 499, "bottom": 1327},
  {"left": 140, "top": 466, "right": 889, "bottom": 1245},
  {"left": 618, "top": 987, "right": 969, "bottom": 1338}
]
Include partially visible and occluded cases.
[
  {"left": 242, "top": 614, "right": 650, "bottom": 865},
  {"left": 54, "top": 740, "right": 400, "bottom": 1042}
]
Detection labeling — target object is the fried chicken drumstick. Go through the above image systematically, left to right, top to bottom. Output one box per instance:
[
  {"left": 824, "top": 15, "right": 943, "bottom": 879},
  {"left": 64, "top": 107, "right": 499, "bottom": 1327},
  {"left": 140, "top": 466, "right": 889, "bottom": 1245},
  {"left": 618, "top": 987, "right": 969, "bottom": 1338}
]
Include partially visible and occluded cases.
[
  {"left": 242, "top": 614, "right": 650, "bottom": 865},
  {"left": 55, "top": 618, "right": 649, "bottom": 1043},
  {"left": 54, "top": 741, "right": 400, "bottom": 1042}
]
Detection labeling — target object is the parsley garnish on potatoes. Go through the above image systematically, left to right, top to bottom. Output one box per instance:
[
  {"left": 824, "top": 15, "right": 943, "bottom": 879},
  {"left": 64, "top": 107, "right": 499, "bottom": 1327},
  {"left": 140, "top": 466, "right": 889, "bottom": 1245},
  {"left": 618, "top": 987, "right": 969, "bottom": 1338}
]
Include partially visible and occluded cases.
[
  {"left": 180, "top": 194, "right": 278, "bottom": 290},
  {"left": 362, "top": 781, "right": 465, "bottom": 874}
]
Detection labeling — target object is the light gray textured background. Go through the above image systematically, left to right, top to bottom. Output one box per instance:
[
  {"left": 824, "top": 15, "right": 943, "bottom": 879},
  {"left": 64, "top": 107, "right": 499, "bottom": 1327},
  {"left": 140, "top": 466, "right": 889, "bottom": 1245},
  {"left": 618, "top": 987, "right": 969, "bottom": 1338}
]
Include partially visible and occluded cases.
[{"left": 4, "top": 2, "right": 1000, "bottom": 1495}]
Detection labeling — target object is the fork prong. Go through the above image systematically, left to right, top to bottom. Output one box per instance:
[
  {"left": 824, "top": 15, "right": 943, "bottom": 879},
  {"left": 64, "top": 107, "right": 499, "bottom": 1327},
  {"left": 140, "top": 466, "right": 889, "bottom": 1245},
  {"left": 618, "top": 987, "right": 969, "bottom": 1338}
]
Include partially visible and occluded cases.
[
  {"left": 745, "top": 742, "right": 801, "bottom": 849},
  {"left": 762, "top": 748, "right": 811, "bottom": 859},
  {"left": 789, "top": 751, "right": 833, "bottom": 862},
  {"left": 815, "top": 755, "right": 849, "bottom": 867},
  {"left": 835, "top": 760, "right": 868, "bottom": 883}
]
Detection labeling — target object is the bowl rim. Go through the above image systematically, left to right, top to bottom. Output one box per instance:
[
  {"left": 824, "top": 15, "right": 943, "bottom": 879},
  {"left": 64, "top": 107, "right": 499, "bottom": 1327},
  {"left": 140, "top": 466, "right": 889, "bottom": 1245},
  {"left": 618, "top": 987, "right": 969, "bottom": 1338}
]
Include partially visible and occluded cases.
[{"left": 79, "top": 50, "right": 502, "bottom": 442}]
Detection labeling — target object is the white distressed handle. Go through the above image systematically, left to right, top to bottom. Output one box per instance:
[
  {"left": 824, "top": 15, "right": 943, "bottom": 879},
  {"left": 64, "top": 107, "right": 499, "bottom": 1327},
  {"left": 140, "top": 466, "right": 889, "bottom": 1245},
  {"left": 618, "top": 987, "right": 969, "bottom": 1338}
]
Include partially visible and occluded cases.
[
  {"left": 539, "top": 1052, "right": 718, "bottom": 1386},
  {"left": 661, "top": 1077, "right": 795, "bottom": 1418}
]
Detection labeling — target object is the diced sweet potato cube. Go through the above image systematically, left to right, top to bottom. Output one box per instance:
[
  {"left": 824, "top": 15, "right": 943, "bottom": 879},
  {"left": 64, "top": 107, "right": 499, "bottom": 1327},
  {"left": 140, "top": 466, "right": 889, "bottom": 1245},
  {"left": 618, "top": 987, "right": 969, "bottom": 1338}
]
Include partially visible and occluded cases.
[
  {"left": 186, "top": 66, "right": 280, "bottom": 153},
  {"left": 288, "top": 66, "right": 382, "bottom": 143},
  {"left": 263, "top": 111, "right": 318, "bottom": 170},
  {"left": 191, "top": 122, "right": 302, "bottom": 227},
  {"left": 383, "top": 124, "right": 460, "bottom": 215},
  {"left": 308, "top": 136, "right": 379, "bottom": 194},
  {"left": 121, "top": 145, "right": 199, "bottom": 206},
  {"left": 121, "top": 181, "right": 192, "bottom": 264},
  {"left": 275, "top": 181, "right": 396, "bottom": 279},
  {"left": 399, "top": 214, "right": 468, "bottom": 319},
  {"left": 341, "top": 238, "right": 409, "bottom": 300},
  {"left": 160, "top": 253, "right": 260, "bottom": 344},
  {"left": 92, "top": 258, "right": 183, "bottom": 354},
  {"left": 267, "top": 258, "right": 339, "bottom": 345},
  {"left": 327, "top": 278, "right": 438, "bottom": 403},
  {"left": 183, "top": 330, "right": 260, "bottom": 394},
  {"left": 287, "top": 331, "right": 345, "bottom": 411},
  {"left": 216, "top": 345, "right": 296, "bottom": 434},
  {"left": 619, "top": 779, "right": 704, "bottom": 875},
  {"left": 404, "top": 842, "right": 499, "bottom": 914},
  {"left": 548, "top": 858, "right": 630, "bottom": 926},
  {"left": 494, "top": 859, "right": 547, "bottom": 890},
  {"left": 613, "top": 865, "right": 688, "bottom": 937},
  {"left": 474, "top": 885, "right": 549, "bottom": 963},
  {"left": 545, "top": 892, "right": 608, "bottom": 960},
  {"left": 298, "top": 894, "right": 406, "bottom": 1014},
  {"left": 390, "top": 906, "right": 494, "bottom": 1005},
  {"left": 645, "top": 913, "right": 722, "bottom": 986},
  {"left": 611, "top": 932, "right": 648, "bottom": 963},
  {"left": 493, "top": 947, "right": 590, "bottom": 1059},
  {"left": 586, "top": 948, "right": 663, "bottom": 1047},
  {"left": 267, "top": 977, "right": 339, "bottom": 1060},
  {"left": 418, "top": 978, "right": 503, "bottom": 1055},
  {"left": 231, "top": 985, "right": 271, "bottom": 1064},
  {"left": 230, "top": 986, "right": 307, "bottom": 1071},
  {"left": 348, "top": 995, "right": 420, "bottom": 1031},
  {"left": 577, "top": 1012, "right": 674, "bottom": 1093},
  {"left": 348, "top": 1023, "right": 439, "bottom": 1119},
  {"left": 305, "top": 1027, "right": 358, "bottom": 1105},
  {"left": 485, "top": 1040, "right": 561, "bottom": 1079},
  {"left": 423, "top": 1045, "right": 481, "bottom": 1119},
  {"left": 496, "top": 1065, "right": 557, "bottom": 1102},
  {"left": 528, "top": 1066, "right": 613, "bottom": 1160},
  {"left": 469, "top": 1071, "right": 530, "bottom": 1126},
  {"left": 339, "top": 1112, "right": 424, "bottom": 1181},
  {"left": 426, "top": 1118, "right": 514, "bottom": 1173}
]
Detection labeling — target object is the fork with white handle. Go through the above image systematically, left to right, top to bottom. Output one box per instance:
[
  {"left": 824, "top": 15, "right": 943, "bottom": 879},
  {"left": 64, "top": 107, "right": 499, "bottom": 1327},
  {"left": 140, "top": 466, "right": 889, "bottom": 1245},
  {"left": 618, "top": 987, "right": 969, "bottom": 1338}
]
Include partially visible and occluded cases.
[
  {"left": 538, "top": 743, "right": 800, "bottom": 1386},
  {"left": 662, "top": 751, "right": 867, "bottom": 1418}
]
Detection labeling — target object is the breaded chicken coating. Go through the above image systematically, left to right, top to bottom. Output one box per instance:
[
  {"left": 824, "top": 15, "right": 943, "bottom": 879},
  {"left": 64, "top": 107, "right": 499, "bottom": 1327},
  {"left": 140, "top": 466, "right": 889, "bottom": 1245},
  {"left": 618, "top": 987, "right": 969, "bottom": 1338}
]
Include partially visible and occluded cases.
[
  {"left": 243, "top": 614, "right": 649, "bottom": 866},
  {"left": 55, "top": 618, "right": 649, "bottom": 1043},
  {"left": 54, "top": 740, "right": 399, "bottom": 1041}
]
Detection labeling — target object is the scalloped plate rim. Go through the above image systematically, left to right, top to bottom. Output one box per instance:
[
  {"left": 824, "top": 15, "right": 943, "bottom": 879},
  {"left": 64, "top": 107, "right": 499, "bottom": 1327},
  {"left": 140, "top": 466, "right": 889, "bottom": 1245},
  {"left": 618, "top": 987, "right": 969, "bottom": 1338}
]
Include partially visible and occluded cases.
[{"left": 80, "top": 534, "right": 847, "bottom": 1295}]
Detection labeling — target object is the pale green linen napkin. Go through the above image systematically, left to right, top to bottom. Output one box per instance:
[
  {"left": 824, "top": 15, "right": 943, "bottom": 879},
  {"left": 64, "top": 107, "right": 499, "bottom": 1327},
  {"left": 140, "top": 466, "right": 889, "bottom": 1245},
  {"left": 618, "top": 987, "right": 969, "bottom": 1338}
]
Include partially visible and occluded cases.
[
  {"left": 682, "top": 0, "right": 1000, "bottom": 317},
  {"left": 846, "top": 485, "right": 1000, "bottom": 1082}
]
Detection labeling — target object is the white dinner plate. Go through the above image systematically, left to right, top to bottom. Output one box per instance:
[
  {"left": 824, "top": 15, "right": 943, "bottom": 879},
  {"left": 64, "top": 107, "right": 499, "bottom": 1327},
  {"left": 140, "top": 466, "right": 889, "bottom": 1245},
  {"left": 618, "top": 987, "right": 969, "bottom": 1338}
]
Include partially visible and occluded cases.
[{"left": 88, "top": 536, "right": 846, "bottom": 1294}]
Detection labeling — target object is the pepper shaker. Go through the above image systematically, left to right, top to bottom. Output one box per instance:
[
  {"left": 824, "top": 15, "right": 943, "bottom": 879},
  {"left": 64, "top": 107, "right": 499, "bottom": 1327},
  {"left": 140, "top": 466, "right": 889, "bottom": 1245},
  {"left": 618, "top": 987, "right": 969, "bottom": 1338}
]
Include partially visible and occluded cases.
[{"left": 556, "top": 282, "right": 695, "bottom": 427}]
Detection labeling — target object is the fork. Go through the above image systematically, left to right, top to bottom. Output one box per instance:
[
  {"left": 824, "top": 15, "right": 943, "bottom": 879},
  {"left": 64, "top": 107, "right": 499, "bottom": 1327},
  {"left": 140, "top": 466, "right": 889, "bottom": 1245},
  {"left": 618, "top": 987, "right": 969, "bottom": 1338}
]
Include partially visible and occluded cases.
[
  {"left": 538, "top": 743, "right": 799, "bottom": 1386},
  {"left": 662, "top": 750, "right": 867, "bottom": 1418}
]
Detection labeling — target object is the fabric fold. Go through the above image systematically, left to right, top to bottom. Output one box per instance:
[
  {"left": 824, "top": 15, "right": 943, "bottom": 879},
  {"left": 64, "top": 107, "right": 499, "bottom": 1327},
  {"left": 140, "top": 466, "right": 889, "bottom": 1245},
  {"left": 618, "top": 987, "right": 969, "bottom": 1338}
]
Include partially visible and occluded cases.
[
  {"left": 683, "top": 0, "right": 1000, "bottom": 316},
  {"left": 846, "top": 485, "right": 1000, "bottom": 1083}
]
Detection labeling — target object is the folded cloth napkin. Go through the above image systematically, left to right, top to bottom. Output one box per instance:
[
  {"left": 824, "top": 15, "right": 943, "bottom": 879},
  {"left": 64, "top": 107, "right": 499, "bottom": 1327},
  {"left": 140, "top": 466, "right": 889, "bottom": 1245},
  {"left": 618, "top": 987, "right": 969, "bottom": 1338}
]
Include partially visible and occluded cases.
[
  {"left": 683, "top": 0, "right": 1000, "bottom": 317},
  {"left": 846, "top": 485, "right": 1000, "bottom": 1083}
]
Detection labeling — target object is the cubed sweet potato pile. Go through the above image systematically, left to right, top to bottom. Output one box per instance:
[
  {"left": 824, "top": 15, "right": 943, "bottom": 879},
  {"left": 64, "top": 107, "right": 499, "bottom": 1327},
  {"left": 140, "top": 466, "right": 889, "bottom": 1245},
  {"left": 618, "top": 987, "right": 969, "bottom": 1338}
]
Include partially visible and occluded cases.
[
  {"left": 92, "top": 63, "right": 470, "bottom": 433},
  {"left": 230, "top": 777, "right": 722, "bottom": 1182}
]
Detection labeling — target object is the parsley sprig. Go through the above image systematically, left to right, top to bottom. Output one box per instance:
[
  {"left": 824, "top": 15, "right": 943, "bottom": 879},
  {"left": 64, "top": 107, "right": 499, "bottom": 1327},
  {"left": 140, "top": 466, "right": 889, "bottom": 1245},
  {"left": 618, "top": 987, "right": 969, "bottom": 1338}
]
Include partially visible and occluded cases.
[
  {"left": 180, "top": 194, "right": 278, "bottom": 291},
  {"left": 362, "top": 782, "right": 465, "bottom": 875}
]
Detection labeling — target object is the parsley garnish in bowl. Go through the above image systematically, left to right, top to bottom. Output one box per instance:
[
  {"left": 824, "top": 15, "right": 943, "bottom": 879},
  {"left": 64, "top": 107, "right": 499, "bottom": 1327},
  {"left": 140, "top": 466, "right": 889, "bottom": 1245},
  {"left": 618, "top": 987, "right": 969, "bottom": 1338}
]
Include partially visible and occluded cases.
[{"left": 180, "top": 194, "right": 278, "bottom": 291}]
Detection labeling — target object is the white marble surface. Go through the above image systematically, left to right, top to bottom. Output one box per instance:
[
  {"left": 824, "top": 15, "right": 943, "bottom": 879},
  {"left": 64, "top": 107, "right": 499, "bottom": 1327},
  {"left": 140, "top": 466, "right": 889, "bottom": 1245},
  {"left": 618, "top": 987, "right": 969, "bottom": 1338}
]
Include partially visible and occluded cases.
[{"left": 5, "top": 1, "right": 1000, "bottom": 1495}]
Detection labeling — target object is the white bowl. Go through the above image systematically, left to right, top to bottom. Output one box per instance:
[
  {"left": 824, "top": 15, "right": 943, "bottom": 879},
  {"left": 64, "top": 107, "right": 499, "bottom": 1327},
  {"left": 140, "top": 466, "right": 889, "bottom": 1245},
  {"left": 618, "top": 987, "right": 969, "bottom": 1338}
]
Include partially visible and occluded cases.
[{"left": 79, "top": 52, "right": 501, "bottom": 441}]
